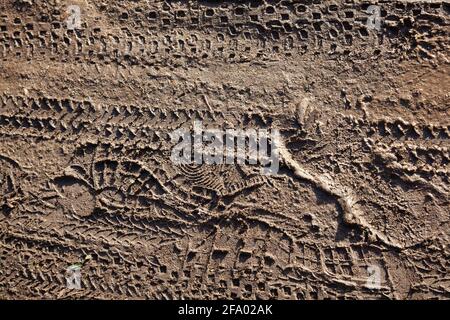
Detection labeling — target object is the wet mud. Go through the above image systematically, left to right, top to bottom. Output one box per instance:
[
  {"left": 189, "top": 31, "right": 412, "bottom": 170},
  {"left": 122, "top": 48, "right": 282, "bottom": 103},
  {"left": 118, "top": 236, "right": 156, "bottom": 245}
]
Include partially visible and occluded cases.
[{"left": 0, "top": 0, "right": 449, "bottom": 299}]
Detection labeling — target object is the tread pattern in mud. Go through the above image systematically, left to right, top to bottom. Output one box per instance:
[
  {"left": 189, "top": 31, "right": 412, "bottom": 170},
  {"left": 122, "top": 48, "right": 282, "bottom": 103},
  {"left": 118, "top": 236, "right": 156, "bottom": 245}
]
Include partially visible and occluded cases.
[{"left": 0, "top": 0, "right": 449, "bottom": 299}]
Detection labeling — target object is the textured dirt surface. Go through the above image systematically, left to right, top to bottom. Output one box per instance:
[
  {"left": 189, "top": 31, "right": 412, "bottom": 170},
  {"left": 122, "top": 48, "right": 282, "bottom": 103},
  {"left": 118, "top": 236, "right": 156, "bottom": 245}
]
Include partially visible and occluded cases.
[{"left": 0, "top": 0, "right": 449, "bottom": 299}]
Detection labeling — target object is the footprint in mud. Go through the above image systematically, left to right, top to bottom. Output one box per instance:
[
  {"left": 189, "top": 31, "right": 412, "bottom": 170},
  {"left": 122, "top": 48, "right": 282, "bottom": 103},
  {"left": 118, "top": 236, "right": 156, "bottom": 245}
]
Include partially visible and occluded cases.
[{"left": 53, "top": 176, "right": 96, "bottom": 217}]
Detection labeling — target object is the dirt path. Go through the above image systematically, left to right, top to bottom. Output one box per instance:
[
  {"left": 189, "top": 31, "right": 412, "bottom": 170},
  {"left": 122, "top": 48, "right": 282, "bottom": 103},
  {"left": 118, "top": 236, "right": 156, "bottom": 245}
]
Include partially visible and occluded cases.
[{"left": 0, "top": 0, "right": 448, "bottom": 299}]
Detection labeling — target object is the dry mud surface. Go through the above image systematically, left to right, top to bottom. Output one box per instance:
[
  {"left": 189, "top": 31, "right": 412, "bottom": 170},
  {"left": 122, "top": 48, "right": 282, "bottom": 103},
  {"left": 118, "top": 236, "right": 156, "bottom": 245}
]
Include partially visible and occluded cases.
[{"left": 0, "top": 0, "right": 449, "bottom": 300}]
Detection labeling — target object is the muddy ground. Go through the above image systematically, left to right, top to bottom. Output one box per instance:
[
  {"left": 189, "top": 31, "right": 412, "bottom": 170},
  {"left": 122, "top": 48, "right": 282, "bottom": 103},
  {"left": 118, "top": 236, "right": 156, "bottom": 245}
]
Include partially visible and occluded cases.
[{"left": 0, "top": 0, "right": 449, "bottom": 299}]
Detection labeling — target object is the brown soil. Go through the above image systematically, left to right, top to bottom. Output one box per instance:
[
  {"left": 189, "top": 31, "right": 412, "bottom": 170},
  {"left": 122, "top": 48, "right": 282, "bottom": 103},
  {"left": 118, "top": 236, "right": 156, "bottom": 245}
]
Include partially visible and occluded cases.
[{"left": 0, "top": 0, "right": 448, "bottom": 299}]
